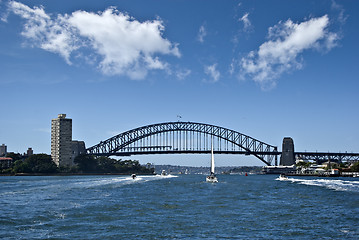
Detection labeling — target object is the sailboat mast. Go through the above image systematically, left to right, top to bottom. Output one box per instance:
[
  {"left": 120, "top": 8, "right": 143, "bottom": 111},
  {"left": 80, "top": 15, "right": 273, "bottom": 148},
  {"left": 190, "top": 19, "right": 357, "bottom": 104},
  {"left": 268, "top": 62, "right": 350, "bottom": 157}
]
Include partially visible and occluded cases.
[{"left": 211, "top": 139, "right": 215, "bottom": 174}]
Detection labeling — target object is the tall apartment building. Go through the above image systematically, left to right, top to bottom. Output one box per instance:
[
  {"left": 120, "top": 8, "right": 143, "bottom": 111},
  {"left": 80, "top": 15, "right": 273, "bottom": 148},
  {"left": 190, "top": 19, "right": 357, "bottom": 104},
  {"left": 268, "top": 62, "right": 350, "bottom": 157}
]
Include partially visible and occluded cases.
[
  {"left": 51, "top": 114, "right": 73, "bottom": 167},
  {"left": 0, "top": 144, "right": 7, "bottom": 157}
]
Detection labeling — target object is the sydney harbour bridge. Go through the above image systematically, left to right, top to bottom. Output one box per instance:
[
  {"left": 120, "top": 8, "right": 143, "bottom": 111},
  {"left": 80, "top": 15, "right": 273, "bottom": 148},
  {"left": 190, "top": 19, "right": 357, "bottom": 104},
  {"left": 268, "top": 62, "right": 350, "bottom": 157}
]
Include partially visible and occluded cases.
[{"left": 86, "top": 122, "right": 359, "bottom": 166}]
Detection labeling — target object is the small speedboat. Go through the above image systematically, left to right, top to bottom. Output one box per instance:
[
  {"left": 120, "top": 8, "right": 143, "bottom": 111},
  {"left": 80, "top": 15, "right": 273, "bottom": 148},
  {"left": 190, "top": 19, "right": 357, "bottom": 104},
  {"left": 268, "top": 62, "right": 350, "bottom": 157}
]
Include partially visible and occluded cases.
[
  {"left": 161, "top": 170, "right": 167, "bottom": 176},
  {"left": 131, "top": 174, "right": 137, "bottom": 179},
  {"left": 279, "top": 174, "right": 288, "bottom": 180}
]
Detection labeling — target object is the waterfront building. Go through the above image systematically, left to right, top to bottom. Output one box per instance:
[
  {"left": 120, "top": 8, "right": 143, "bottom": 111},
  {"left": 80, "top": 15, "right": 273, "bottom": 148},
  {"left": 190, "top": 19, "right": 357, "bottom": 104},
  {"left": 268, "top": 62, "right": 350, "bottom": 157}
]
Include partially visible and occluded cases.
[
  {"left": 51, "top": 114, "right": 73, "bottom": 167},
  {"left": 0, "top": 144, "right": 7, "bottom": 157},
  {"left": 0, "top": 157, "right": 14, "bottom": 169},
  {"left": 296, "top": 164, "right": 325, "bottom": 175}
]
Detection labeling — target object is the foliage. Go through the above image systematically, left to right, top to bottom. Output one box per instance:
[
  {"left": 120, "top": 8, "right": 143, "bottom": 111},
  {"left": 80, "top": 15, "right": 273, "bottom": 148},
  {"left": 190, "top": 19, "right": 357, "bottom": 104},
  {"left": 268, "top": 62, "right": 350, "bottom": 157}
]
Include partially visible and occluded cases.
[
  {"left": 6, "top": 152, "right": 22, "bottom": 161},
  {"left": 1, "top": 153, "right": 153, "bottom": 175},
  {"left": 12, "top": 154, "right": 57, "bottom": 173},
  {"left": 74, "top": 154, "right": 98, "bottom": 173},
  {"left": 74, "top": 155, "right": 154, "bottom": 174},
  {"left": 98, "top": 156, "right": 117, "bottom": 173},
  {"left": 12, "top": 160, "right": 29, "bottom": 173},
  {"left": 296, "top": 161, "right": 311, "bottom": 168},
  {"left": 351, "top": 162, "right": 359, "bottom": 172},
  {"left": 58, "top": 165, "right": 78, "bottom": 173},
  {"left": 1, "top": 168, "right": 13, "bottom": 174}
]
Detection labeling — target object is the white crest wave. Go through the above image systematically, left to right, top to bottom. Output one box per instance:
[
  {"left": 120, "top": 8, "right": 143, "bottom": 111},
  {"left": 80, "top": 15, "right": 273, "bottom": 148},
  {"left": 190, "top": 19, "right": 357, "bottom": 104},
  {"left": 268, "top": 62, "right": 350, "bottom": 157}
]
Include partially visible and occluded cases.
[{"left": 278, "top": 177, "right": 359, "bottom": 192}]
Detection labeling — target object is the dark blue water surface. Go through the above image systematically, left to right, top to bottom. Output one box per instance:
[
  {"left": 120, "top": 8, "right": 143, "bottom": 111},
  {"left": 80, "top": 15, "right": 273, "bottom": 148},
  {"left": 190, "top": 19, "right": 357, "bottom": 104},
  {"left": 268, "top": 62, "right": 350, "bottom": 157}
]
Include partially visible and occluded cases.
[{"left": 1, "top": 174, "right": 358, "bottom": 239}]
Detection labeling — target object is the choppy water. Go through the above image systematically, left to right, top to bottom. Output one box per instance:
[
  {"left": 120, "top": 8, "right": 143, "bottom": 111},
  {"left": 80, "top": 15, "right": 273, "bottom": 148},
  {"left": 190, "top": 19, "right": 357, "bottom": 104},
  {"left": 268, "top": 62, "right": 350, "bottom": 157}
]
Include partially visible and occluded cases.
[{"left": 0, "top": 174, "right": 358, "bottom": 239}]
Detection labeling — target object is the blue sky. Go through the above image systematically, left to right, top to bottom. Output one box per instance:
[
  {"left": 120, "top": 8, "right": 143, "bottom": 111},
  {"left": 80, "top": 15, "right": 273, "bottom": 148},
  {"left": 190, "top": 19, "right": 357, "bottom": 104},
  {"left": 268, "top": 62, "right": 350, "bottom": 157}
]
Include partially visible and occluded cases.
[{"left": 1, "top": 0, "right": 358, "bottom": 166}]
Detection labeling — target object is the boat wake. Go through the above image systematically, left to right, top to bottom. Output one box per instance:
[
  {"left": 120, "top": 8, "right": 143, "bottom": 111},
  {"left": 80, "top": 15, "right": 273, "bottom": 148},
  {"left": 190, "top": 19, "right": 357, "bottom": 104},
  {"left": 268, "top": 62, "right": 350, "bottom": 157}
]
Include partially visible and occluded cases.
[
  {"left": 72, "top": 174, "right": 178, "bottom": 189},
  {"left": 155, "top": 174, "right": 178, "bottom": 178},
  {"left": 278, "top": 177, "right": 359, "bottom": 192}
]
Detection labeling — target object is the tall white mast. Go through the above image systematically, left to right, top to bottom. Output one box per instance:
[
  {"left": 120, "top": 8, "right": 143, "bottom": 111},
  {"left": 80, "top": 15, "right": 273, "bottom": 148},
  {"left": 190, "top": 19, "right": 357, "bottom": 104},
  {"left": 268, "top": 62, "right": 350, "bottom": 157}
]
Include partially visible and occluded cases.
[{"left": 211, "top": 139, "right": 215, "bottom": 174}]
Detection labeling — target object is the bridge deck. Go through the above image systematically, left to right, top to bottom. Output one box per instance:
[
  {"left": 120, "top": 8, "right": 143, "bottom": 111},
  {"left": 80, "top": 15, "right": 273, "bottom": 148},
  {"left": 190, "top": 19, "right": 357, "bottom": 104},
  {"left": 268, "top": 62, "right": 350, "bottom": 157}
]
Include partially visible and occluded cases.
[{"left": 90, "top": 150, "right": 359, "bottom": 162}]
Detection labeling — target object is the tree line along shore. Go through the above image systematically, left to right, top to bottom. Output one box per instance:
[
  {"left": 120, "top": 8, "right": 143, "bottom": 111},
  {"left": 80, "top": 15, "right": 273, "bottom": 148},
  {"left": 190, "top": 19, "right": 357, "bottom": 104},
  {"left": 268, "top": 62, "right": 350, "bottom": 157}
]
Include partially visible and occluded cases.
[{"left": 0, "top": 153, "right": 154, "bottom": 176}]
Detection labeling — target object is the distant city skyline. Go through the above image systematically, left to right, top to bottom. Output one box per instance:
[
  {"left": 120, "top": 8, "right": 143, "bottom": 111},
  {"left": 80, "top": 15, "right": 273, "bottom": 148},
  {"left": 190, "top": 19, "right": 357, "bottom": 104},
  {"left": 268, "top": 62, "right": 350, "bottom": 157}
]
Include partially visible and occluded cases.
[{"left": 1, "top": 0, "right": 358, "bottom": 166}]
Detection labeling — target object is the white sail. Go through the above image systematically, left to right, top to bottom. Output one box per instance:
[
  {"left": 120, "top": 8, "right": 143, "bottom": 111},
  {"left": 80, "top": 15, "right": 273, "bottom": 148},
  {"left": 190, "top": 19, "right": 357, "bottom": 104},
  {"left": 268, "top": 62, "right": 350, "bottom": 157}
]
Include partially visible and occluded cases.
[
  {"left": 206, "top": 138, "right": 218, "bottom": 183},
  {"left": 211, "top": 141, "right": 215, "bottom": 174}
]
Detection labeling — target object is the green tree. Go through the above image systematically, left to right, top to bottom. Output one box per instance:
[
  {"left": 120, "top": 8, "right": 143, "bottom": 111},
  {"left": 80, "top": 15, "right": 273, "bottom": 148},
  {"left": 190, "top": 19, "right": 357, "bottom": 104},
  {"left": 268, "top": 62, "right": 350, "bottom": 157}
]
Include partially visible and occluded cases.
[
  {"left": 6, "top": 152, "right": 22, "bottom": 161},
  {"left": 11, "top": 154, "right": 57, "bottom": 173},
  {"left": 25, "top": 154, "right": 57, "bottom": 173},
  {"left": 74, "top": 155, "right": 98, "bottom": 173},
  {"left": 74, "top": 155, "right": 154, "bottom": 174},
  {"left": 97, "top": 156, "right": 117, "bottom": 173},
  {"left": 115, "top": 159, "right": 140, "bottom": 173},
  {"left": 12, "top": 160, "right": 29, "bottom": 173},
  {"left": 296, "top": 161, "right": 311, "bottom": 168},
  {"left": 351, "top": 162, "right": 359, "bottom": 172}
]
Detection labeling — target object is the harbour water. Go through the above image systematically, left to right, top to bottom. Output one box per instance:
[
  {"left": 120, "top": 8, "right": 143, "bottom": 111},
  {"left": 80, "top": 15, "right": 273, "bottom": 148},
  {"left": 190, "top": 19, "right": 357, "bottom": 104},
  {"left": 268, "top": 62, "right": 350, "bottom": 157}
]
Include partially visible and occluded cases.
[{"left": 1, "top": 174, "right": 358, "bottom": 239}]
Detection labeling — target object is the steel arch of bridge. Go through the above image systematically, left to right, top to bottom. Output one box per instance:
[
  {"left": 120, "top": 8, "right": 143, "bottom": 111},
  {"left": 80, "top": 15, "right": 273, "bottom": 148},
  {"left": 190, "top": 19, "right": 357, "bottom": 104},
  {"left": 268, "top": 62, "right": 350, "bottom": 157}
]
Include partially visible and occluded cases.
[{"left": 86, "top": 122, "right": 278, "bottom": 166}]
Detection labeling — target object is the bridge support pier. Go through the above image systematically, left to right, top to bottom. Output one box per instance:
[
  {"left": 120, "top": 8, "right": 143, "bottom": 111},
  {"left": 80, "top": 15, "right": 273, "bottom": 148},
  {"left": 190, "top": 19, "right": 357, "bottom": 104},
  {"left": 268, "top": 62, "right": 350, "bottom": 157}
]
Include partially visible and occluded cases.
[{"left": 280, "top": 137, "right": 295, "bottom": 166}]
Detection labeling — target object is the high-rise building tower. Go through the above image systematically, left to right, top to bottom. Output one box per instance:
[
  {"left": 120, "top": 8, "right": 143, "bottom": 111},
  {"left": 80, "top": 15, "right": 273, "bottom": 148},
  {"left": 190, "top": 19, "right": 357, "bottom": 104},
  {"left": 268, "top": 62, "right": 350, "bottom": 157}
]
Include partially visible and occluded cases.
[
  {"left": 51, "top": 114, "right": 73, "bottom": 167},
  {"left": 0, "top": 144, "right": 7, "bottom": 157},
  {"left": 26, "top": 147, "right": 33, "bottom": 156}
]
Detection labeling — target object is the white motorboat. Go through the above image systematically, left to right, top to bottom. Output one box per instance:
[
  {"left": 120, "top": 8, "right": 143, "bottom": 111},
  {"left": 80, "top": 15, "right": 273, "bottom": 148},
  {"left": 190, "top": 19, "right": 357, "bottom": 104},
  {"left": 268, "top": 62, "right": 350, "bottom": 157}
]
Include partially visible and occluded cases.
[
  {"left": 206, "top": 141, "right": 218, "bottom": 183},
  {"left": 161, "top": 170, "right": 167, "bottom": 176},
  {"left": 279, "top": 174, "right": 288, "bottom": 180}
]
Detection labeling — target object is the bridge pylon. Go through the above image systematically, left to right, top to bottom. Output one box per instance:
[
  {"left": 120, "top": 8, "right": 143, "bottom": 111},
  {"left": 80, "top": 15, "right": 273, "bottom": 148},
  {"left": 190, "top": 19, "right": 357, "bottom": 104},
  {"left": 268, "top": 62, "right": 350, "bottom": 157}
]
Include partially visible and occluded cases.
[{"left": 280, "top": 137, "right": 295, "bottom": 165}]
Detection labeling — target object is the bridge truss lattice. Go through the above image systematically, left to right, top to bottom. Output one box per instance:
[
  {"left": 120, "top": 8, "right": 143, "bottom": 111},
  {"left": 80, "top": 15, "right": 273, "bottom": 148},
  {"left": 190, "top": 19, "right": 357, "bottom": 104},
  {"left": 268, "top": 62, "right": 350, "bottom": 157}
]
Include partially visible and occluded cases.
[{"left": 86, "top": 122, "right": 278, "bottom": 166}]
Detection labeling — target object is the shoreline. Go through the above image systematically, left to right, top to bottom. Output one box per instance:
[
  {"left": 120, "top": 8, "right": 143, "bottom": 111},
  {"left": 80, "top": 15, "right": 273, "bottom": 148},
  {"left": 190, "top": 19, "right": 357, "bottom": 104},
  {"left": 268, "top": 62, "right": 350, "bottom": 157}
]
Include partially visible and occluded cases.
[
  {"left": 0, "top": 172, "right": 155, "bottom": 177},
  {"left": 268, "top": 172, "right": 358, "bottom": 178}
]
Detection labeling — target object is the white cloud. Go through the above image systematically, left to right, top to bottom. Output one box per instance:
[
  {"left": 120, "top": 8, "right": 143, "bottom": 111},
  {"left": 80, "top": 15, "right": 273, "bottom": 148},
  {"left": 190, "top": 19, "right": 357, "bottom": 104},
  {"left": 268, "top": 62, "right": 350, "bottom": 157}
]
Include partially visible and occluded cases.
[
  {"left": 1, "top": 0, "right": 9, "bottom": 22},
  {"left": 331, "top": 0, "right": 347, "bottom": 25},
  {"left": 7, "top": 1, "right": 180, "bottom": 80},
  {"left": 8, "top": 1, "right": 78, "bottom": 64},
  {"left": 68, "top": 8, "right": 180, "bottom": 79},
  {"left": 238, "top": 13, "right": 251, "bottom": 31},
  {"left": 240, "top": 15, "right": 339, "bottom": 90},
  {"left": 197, "top": 24, "right": 207, "bottom": 43},
  {"left": 229, "top": 58, "right": 236, "bottom": 75},
  {"left": 204, "top": 64, "right": 220, "bottom": 83},
  {"left": 176, "top": 68, "right": 191, "bottom": 80}
]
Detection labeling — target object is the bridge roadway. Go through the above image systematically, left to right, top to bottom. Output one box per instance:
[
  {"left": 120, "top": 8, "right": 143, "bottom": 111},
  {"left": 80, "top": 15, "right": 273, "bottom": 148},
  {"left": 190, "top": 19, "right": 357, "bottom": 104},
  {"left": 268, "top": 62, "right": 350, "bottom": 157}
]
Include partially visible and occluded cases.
[
  {"left": 95, "top": 149, "right": 359, "bottom": 163},
  {"left": 94, "top": 150, "right": 278, "bottom": 156},
  {"left": 295, "top": 152, "right": 359, "bottom": 163}
]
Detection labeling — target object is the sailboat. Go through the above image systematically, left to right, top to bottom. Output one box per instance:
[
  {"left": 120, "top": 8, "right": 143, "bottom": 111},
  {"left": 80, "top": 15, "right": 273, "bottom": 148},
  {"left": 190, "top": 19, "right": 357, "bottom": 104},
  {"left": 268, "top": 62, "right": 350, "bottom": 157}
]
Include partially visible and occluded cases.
[{"left": 206, "top": 140, "right": 218, "bottom": 183}]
